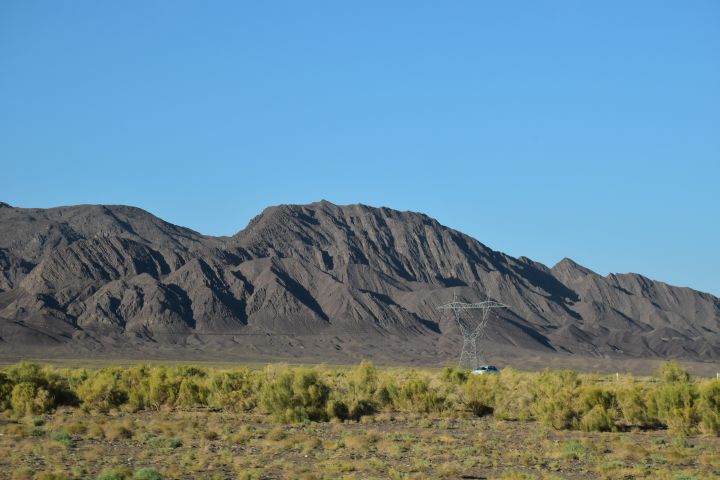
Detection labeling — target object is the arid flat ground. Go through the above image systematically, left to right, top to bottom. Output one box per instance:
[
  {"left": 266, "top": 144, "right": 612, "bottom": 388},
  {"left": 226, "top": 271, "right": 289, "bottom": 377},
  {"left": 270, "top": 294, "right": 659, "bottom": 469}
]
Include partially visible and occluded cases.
[
  {"left": 1, "top": 349, "right": 718, "bottom": 378},
  {"left": 2, "top": 409, "right": 719, "bottom": 480}
]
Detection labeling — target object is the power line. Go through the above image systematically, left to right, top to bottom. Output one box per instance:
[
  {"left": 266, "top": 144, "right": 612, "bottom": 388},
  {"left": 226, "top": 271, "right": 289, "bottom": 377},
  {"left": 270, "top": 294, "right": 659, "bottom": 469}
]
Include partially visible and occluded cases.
[{"left": 437, "top": 293, "right": 509, "bottom": 370}]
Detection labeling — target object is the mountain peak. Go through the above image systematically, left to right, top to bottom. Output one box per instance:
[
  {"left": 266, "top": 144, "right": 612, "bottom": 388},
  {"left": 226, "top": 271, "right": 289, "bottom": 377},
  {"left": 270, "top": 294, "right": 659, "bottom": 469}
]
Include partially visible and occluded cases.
[
  {"left": 2, "top": 201, "right": 718, "bottom": 364},
  {"left": 552, "top": 257, "right": 599, "bottom": 277},
  {"left": 554, "top": 257, "right": 580, "bottom": 269}
]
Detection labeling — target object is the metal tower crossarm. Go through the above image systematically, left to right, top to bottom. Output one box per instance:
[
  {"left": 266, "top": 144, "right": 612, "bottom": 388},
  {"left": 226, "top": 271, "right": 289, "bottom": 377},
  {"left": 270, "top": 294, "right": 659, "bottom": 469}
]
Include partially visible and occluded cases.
[{"left": 437, "top": 294, "right": 509, "bottom": 369}]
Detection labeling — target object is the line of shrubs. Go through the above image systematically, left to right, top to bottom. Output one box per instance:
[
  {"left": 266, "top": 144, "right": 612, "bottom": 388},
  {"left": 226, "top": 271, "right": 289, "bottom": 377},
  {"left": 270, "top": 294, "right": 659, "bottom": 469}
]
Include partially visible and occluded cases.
[
  {"left": 1, "top": 360, "right": 718, "bottom": 435},
  {"left": 462, "top": 362, "right": 720, "bottom": 435}
]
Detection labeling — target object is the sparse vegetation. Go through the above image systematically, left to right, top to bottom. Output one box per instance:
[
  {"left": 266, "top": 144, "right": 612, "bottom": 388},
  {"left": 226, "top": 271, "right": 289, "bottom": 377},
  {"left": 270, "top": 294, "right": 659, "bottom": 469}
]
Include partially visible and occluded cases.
[{"left": 0, "top": 360, "right": 718, "bottom": 478}]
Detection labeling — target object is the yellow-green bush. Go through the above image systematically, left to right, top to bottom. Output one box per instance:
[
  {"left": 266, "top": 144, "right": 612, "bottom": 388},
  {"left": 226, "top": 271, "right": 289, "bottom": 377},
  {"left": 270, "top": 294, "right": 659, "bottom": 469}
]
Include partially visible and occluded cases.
[
  {"left": 1, "top": 360, "right": 717, "bottom": 433},
  {"left": 344, "top": 361, "right": 380, "bottom": 419},
  {"left": 658, "top": 361, "right": 691, "bottom": 383},
  {"left": 4, "top": 362, "right": 72, "bottom": 416},
  {"left": 5, "top": 362, "right": 47, "bottom": 386},
  {"left": 119, "top": 365, "right": 152, "bottom": 412},
  {"left": 441, "top": 365, "right": 468, "bottom": 385},
  {"left": 146, "top": 367, "right": 180, "bottom": 410},
  {"left": 260, "top": 368, "right": 330, "bottom": 422},
  {"left": 76, "top": 369, "right": 128, "bottom": 413},
  {"left": 207, "top": 369, "right": 258, "bottom": 411},
  {"left": 493, "top": 369, "right": 534, "bottom": 421},
  {"left": 530, "top": 370, "right": 581, "bottom": 429},
  {"left": 652, "top": 370, "right": 698, "bottom": 435},
  {"left": 0, "top": 371, "right": 11, "bottom": 410},
  {"left": 386, "top": 373, "right": 446, "bottom": 413},
  {"left": 464, "top": 374, "right": 498, "bottom": 416},
  {"left": 175, "top": 377, "right": 209, "bottom": 408},
  {"left": 697, "top": 379, "right": 720, "bottom": 435},
  {"left": 616, "top": 381, "right": 658, "bottom": 429},
  {"left": 11, "top": 382, "right": 53, "bottom": 417},
  {"left": 574, "top": 386, "right": 619, "bottom": 432},
  {"left": 326, "top": 398, "right": 350, "bottom": 420},
  {"left": 578, "top": 404, "right": 616, "bottom": 432}
]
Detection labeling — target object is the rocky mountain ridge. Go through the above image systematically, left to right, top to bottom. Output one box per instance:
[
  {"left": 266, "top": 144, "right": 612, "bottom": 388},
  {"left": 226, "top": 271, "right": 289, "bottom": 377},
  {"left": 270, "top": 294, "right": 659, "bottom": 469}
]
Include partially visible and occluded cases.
[{"left": 0, "top": 200, "right": 718, "bottom": 364}]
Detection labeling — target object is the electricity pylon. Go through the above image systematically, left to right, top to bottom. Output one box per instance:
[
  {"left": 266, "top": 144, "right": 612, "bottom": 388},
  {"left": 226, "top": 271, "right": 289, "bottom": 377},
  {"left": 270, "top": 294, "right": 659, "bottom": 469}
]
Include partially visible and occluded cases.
[{"left": 437, "top": 293, "right": 509, "bottom": 370}]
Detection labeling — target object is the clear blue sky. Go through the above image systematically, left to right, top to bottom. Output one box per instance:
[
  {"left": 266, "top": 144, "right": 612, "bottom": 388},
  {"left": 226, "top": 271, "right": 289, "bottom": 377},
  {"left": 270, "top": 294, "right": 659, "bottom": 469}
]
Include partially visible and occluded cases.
[{"left": 2, "top": 1, "right": 719, "bottom": 295}]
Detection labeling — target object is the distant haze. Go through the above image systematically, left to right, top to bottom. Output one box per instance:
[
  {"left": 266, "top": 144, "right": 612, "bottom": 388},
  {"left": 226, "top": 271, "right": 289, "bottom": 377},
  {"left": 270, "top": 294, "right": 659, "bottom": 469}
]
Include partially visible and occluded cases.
[{"left": 1, "top": 2, "right": 718, "bottom": 295}]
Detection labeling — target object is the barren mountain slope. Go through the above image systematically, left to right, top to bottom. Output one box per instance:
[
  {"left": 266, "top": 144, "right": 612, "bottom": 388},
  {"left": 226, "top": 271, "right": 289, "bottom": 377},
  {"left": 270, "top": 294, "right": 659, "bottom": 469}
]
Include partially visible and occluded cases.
[{"left": 0, "top": 200, "right": 718, "bottom": 364}]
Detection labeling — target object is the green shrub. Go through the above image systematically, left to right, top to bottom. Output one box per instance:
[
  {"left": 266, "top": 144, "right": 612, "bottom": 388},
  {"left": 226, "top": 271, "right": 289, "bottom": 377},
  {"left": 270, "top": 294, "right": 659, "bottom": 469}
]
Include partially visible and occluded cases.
[
  {"left": 1, "top": 361, "right": 712, "bottom": 436},
  {"left": 346, "top": 361, "right": 380, "bottom": 417},
  {"left": 349, "top": 361, "right": 378, "bottom": 398},
  {"left": 658, "top": 361, "right": 691, "bottom": 383},
  {"left": 5, "top": 362, "right": 73, "bottom": 410},
  {"left": 5, "top": 362, "right": 45, "bottom": 385},
  {"left": 119, "top": 365, "right": 151, "bottom": 412},
  {"left": 175, "top": 365, "right": 206, "bottom": 378},
  {"left": 441, "top": 365, "right": 469, "bottom": 385},
  {"left": 147, "top": 368, "right": 179, "bottom": 409},
  {"left": 260, "top": 368, "right": 330, "bottom": 422},
  {"left": 77, "top": 369, "right": 128, "bottom": 412},
  {"left": 207, "top": 369, "right": 257, "bottom": 411},
  {"left": 493, "top": 369, "right": 534, "bottom": 421},
  {"left": 530, "top": 370, "right": 581, "bottom": 429},
  {"left": 0, "top": 371, "right": 12, "bottom": 410},
  {"left": 389, "top": 374, "right": 445, "bottom": 413},
  {"left": 464, "top": 374, "right": 497, "bottom": 416},
  {"left": 653, "top": 374, "right": 698, "bottom": 435},
  {"left": 374, "top": 377, "right": 394, "bottom": 407},
  {"left": 175, "top": 378, "right": 208, "bottom": 408},
  {"left": 697, "top": 379, "right": 720, "bottom": 435},
  {"left": 616, "top": 382, "right": 658, "bottom": 429},
  {"left": 11, "top": 383, "right": 53, "bottom": 417},
  {"left": 573, "top": 386, "right": 619, "bottom": 432},
  {"left": 326, "top": 399, "right": 349, "bottom": 420},
  {"left": 346, "top": 399, "right": 373, "bottom": 420},
  {"left": 578, "top": 404, "right": 616, "bottom": 432},
  {"left": 105, "top": 423, "right": 133, "bottom": 440},
  {"left": 52, "top": 430, "right": 75, "bottom": 448},
  {"left": 140, "top": 432, "right": 182, "bottom": 449},
  {"left": 165, "top": 437, "right": 183, "bottom": 449},
  {"left": 561, "top": 440, "right": 590, "bottom": 460},
  {"left": 11, "top": 467, "right": 34, "bottom": 479},
  {"left": 133, "top": 468, "right": 162, "bottom": 480},
  {"left": 96, "top": 469, "right": 131, "bottom": 480},
  {"left": 34, "top": 473, "right": 71, "bottom": 480}
]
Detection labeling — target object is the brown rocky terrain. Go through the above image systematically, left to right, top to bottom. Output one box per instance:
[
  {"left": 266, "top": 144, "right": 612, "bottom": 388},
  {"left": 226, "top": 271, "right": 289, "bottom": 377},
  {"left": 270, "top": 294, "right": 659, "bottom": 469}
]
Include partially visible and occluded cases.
[{"left": 0, "top": 200, "right": 718, "bottom": 369}]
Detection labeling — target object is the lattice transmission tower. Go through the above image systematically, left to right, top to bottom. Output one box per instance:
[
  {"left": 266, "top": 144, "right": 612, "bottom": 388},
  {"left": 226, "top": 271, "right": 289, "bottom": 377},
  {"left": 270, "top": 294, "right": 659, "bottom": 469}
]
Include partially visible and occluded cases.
[{"left": 437, "top": 293, "right": 509, "bottom": 370}]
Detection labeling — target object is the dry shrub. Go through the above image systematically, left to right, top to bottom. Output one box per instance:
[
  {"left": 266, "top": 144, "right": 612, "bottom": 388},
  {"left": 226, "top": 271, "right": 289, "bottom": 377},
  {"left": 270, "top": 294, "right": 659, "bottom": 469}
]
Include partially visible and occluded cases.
[
  {"left": 652, "top": 363, "right": 698, "bottom": 435},
  {"left": 260, "top": 368, "right": 330, "bottom": 422},
  {"left": 76, "top": 369, "right": 127, "bottom": 413},
  {"left": 207, "top": 369, "right": 258, "bottom": 411},
  {"left": 493, "top": 369, "right": 534, "bottom": 421},
  {"left": 530, "top": 370, "right": 581, "bottom": 430},
  {"left": 385, "top": 373, "right": 446, "bottom": 413},
  {"left": 464, "top": 374, "right": 498, "bottom": 416},
  {"left": 175, "top": 378, "right": 208, "bottom": 408},
  {"left": 697, "top": 379, "right": 720, "bottom": 436},
  {"left": 616, "top": 381, "right": 658, "bottom": 429},
  {"left": 11, "top": 383, "right": 53, "bottom": 418},
  {"left": 574, "top": 386, "right": 619, "bottom": 432},
  {"left": 104, "top": 422, "right": 133, "bottom": 441}
]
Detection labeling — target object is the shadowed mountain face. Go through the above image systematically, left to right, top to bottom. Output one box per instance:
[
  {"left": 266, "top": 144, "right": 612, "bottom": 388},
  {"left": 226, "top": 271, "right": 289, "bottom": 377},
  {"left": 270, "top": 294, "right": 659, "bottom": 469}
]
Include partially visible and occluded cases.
[{"left": 0, "top": 200, "right": 718, "bottom": 363}]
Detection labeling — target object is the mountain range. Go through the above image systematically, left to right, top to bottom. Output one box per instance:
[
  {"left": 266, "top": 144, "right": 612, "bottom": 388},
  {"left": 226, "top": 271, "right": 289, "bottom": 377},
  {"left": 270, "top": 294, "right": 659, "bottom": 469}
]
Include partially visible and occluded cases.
[{"left": 0, "top": 200, "right": 718, "bottom": 368}]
